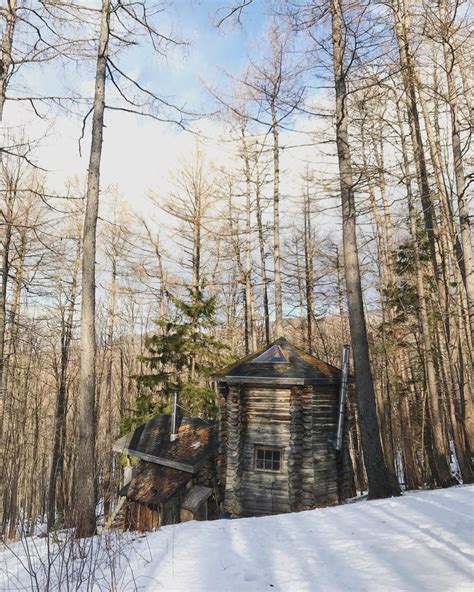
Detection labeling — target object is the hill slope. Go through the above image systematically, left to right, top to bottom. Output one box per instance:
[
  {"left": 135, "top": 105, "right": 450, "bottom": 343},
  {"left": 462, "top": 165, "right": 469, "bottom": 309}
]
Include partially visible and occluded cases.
[{"left": 2, "top": 486, "right": 473, "bottom": 591}]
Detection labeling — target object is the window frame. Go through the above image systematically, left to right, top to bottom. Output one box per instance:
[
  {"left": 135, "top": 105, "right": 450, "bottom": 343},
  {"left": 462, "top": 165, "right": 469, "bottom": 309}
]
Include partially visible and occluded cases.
[{"left": 253, "top": 445, "right": 283, "bottom": 473}]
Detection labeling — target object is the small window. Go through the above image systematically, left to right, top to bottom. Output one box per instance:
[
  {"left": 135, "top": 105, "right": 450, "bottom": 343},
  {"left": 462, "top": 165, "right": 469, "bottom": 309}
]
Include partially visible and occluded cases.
[
  {"left": 252, "top": 345, "right": 289, "bottom": 364},
  {"left": 255, "top": 446, "right": 282, "bottom": 472}
]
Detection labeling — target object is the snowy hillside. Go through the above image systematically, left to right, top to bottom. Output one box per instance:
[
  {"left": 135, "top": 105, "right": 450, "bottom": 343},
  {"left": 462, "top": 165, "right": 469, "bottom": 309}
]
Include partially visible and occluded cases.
[{"left": 1, "top": 486, "right": 473, "bottom": 591}]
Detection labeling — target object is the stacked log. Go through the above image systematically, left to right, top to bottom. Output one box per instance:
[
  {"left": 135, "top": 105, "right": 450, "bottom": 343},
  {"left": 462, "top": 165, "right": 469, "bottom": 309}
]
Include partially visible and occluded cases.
[
  {"left": 220, "top": 381, "right": 353, "bottom": 517},
  {"left": 223, "top": 385, "right": 245, "bottom": 516},
  {"left": 312, "top": 385, "right": 340, "bottom": 505},
  {"left": 217, "top": 387, "right": 228, "bottom": 505},
  {"left": 241, "top": 387, "right": 291, "bottom": 516},
  {"left": 289, "top": 387, "right": 304, "bottom": 511}
]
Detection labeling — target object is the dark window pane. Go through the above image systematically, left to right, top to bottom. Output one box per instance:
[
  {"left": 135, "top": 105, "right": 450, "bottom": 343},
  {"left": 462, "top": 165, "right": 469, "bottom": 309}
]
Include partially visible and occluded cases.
[{"left": 255, "top": 447, "right": 281, "bottom": 471}]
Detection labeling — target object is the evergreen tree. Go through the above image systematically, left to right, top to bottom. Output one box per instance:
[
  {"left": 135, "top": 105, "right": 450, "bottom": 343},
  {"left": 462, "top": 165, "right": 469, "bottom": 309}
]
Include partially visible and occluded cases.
[{"left": 124, "top": 288, "right": 226, "bottom": 432}]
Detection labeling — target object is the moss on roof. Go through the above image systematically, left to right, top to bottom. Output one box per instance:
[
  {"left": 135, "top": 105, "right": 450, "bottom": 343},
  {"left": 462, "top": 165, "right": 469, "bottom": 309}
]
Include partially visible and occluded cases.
[{"left": 113, "top": 415, "right": 217, "bottom": 473}]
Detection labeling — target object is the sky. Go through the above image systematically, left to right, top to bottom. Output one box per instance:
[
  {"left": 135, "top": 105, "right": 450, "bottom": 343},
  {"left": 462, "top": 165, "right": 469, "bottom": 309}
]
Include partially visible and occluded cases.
[
  {"left": 4, "top": 0, "right": 342, "bottom": 262},
  {"left": 2, "top": 1, "right": 393, "bottom": 317},
  {"left": 5, "top": 1, "right": 270, "bottom": 201}
]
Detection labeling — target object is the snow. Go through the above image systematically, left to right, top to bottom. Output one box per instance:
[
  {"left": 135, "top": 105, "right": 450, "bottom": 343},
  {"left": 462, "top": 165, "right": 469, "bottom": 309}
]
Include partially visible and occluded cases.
[{"left": 1, "top": 486, "right": 473, "bottom": 591}]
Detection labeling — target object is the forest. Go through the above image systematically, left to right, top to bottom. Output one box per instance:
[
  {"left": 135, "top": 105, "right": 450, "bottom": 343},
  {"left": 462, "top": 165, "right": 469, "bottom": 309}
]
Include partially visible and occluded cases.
[{"left": 1, "top": 0, "right": 472, "bottom": 545}]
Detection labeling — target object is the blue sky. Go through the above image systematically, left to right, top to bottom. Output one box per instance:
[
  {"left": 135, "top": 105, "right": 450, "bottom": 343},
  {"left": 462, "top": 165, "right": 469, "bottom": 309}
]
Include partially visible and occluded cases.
[
  {"left": 6, "top": 0, "right": 338, "bottom": 222},
  {"left": 119, "top": 0, "right": 269, "bottom": 114}
]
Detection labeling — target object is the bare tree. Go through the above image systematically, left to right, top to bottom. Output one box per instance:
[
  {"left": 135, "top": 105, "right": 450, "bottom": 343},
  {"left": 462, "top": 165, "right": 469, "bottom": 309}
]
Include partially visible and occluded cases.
[
  {"left": 74, "top": 0, "right": 111, "bottom": 538},
  {"left": 329, "top": 0, "right": 400, "bottom": 498}
]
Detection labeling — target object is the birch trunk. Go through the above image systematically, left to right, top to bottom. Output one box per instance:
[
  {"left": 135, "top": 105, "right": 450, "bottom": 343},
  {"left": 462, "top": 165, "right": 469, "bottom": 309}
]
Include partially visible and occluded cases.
[
  {"left": 271, "top": 101, "right": 283, "bottom": 337},
  {"left": 255, "top": 163, "right": 270, "bottom": 345}
]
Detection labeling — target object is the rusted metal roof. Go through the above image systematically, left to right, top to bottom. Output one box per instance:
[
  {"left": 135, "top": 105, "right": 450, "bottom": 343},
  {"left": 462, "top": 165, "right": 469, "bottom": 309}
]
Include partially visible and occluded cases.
[
  {"left": 214, "top": 337, "right": 343, "bottom": 385},
  {"left": 113, "top": 416, "right": 218, "bottom": 473},
  {"left": 120, "top": 462, "right": 192, "bottom": 505}
]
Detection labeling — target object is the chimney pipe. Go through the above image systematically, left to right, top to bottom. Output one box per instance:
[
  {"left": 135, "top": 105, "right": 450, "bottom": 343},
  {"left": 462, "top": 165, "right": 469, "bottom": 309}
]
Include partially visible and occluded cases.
[
  {"left": 336, "top": 345, "right": 350, "bottom": 451},
  {"left": 170, "top": 391, "right": 178, "bottom": 442}
]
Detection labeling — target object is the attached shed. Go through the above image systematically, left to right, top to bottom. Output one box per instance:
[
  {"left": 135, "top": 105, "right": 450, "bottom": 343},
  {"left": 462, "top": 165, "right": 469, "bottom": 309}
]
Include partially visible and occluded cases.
[
  {"left": 215, "top": 337, "right": 354, "bottom": 518},
  {"left": 112, "top": 416, "right": 218, "bottom": 531}
]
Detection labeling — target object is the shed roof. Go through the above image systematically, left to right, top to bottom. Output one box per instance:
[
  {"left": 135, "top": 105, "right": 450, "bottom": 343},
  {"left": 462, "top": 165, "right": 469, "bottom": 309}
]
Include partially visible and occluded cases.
[
  {"left": 214, "top": 337, "right": 342, "bottom": 385},
  {"left": 113, "top": 415, "right": 217, "bottom": 473},
  {"left": 120, "top": 461, "right": 192, "bottom": 505},
  {"left": 180, "top": 485, "right": 213, "bottom": 513}
]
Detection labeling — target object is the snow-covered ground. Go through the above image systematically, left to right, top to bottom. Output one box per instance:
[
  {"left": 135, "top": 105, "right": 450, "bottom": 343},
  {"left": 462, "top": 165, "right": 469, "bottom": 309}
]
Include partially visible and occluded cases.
[{"left": 1, "top": 486, "right": 473, "bottom": 591}]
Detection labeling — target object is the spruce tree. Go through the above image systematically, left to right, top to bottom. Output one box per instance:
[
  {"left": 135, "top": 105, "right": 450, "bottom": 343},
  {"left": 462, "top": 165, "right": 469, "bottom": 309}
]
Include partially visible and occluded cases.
[{"left": 124, "top": 288, "right": 226, "bottom": 431}]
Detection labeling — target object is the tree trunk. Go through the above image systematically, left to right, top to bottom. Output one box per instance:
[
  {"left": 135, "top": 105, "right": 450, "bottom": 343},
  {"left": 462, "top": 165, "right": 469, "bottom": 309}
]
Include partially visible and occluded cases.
[
  {"left": 0, "top": 0, "right": 16, "bottom": 121},
  {"left": 75, "top": 0, "right": 110, "bottom": 538},
  {"left": 330, "top": 0, "right": 399, "bottom": 499},
  {"left": 391, "top": 0, "right": 441, "bottom": 283},
  {"left": 439, "top": 0, "right": 474, "bottom": 349},
  {"left": 394, "top": 97, "right": 455, "bottom": 487},
  {"left": 271, "top": 100, "right": 283, "bottom": 337},
  {"left": 360, "top": 121, "right": 398, "bottom": 483},
  {"left": 241, "top": 127, "right": 257, "bottom": 351},
  {"left": 255, "top": 163, "right": 270, "bottom": 345},
  {"left": 0, "top": 167, "right": 16, "bottom": 530},
  {"left": 227, "top": 181, "right": 250, "bottom": 353},
  {"left": 303, "top": 182, "right": 314, "bottom": 354},
  {"left": 48, "top": 244, "right": 80, "bottom": 529}
]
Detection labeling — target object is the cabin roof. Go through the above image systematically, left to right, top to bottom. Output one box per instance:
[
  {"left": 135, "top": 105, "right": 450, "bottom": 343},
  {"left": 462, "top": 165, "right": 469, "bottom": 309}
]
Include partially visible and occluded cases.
[
  {"left": 214, "top": 337, "right": 342, "bottom": 385},
  {"left": 113, "top": 415, "right": 217, "bottom": 473},
  {"left": 120, "top": 461, "right": 192, "bottom": 506},
  {"left": 181, "top": 485, "right": 213, "bottom": 513}
]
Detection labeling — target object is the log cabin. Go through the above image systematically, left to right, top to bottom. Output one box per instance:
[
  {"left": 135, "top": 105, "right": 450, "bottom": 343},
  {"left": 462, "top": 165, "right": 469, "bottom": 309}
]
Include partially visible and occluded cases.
[
  {"left": 111, "top": 337, "right": 353, "bottom": 530},
  {"left": 215, "top": 337, "right": 354, "bottom": 517},
  {"left": 112, "top": 415, "right": 219, "bottom": 531}
]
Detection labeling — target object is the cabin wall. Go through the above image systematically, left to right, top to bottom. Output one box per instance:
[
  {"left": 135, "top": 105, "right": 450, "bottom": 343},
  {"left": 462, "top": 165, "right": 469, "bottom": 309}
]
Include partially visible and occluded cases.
[
  {"left": 221, "top": 382, "right": 351, "bottom": 518},
  {"left": 311, "top": 384, "right": 340, "bottom": 505},
  {"left": 223, "top": 385, "right": 245, "bottom": 515},
  {"left": 217, "top": 386, "right": 228, "bottom": 506},
  {"left": 288, "top": 386, "right": 314, "bottom": 511},
  {"left": 241, "top": 387, "right": 292, "bottom": 516},
  {"left": 194, "top": 455, "right": 219, "bottom": 519},
  {"left": 161, "top": 493, "right": 184, "bottom": 526},
  {"left": 124, "top": 501, "right": 161, "bottom": 531}
]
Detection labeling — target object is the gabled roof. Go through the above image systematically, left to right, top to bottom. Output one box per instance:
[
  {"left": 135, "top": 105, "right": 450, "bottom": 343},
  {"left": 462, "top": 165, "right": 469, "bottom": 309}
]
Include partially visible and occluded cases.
[
  {"left": 214, "top": 337, "right": 342, "bottom": 385},
  {"left": 113, "top": 415, "right": 217, "bottom": 474}
]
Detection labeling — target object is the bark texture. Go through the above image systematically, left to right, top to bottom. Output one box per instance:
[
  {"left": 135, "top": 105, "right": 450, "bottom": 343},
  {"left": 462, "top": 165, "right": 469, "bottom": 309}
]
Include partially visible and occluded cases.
[
  {"left": 75, "top": 0, "right": 110, "bottom": 538},
  {"left": 330, "top": 0, "right": 400, "bottom": 499}
]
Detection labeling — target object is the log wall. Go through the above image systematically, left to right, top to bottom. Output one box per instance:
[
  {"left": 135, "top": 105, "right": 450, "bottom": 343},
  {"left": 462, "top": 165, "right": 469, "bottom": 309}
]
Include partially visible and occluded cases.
[
  {"left": 221, "top": 382, "right": 352, "bottom": 517},
  {"left": 223, "top": 385, "right": 245, "bottom": 515},
  {"left": 217, "top": 386, "right": 228, "bottom": 505},
  {"left": 241, "top": 387, "right": 292, "bottom": 516}
]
